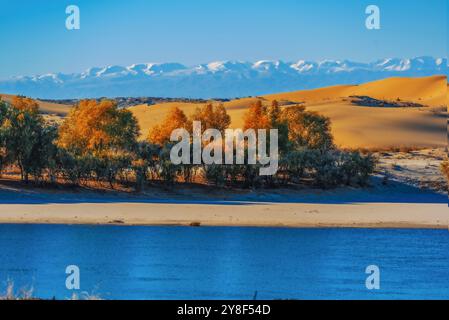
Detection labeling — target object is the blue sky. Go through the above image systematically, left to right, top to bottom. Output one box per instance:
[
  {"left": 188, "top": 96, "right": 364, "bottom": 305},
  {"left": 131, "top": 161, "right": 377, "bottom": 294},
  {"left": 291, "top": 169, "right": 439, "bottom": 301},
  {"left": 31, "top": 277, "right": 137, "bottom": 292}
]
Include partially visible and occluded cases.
[{"left": 0, "top": 0, "right": 446, "bottom": 78}]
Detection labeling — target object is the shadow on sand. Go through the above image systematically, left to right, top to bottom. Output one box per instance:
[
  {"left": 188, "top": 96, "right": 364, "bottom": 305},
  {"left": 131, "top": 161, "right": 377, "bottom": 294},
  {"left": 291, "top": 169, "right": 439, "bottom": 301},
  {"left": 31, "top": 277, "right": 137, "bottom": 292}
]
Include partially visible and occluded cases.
[{"left": 0, "top": 176, "right": 446, "bottom": 206}]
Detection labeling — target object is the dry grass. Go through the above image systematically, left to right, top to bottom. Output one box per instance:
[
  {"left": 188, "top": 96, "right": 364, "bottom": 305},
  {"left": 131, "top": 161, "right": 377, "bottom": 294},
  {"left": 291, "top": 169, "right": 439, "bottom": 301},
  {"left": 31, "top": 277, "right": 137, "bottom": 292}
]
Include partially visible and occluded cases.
[
  {"left": 0, "top": 94, "right": 71, "bottom": 116},
  {"left": 0, "top": 280, "right": 102, "bottom": 300},
  {"left": 0, "top": 281, "right": 35, "bottom": 300},
  {"left": 69, "top": 292, "right": 102, "bottom": 300}
]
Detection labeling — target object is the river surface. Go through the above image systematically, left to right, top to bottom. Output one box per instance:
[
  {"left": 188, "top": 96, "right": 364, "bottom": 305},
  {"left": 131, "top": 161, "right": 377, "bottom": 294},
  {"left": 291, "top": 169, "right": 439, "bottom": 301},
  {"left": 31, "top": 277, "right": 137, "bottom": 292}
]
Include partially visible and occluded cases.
[{"left": 0, "top": 224, "right": 448, "bottom": 299}]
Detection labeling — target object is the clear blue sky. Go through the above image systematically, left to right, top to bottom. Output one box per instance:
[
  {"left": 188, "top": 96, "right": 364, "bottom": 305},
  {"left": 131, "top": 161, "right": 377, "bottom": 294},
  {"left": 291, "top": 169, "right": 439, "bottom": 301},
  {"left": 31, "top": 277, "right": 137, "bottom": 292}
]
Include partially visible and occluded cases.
[{"left": 0, "top": 0, "right": 446, "bottom": 78}]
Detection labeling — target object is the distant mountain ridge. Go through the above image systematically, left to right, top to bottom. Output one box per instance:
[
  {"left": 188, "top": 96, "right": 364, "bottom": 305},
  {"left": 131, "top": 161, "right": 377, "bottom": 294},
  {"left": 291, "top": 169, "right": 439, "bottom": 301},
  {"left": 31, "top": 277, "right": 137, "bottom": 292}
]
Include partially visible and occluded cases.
[{"left": 1, "top": 57, "right": 447, "bottom": 99}]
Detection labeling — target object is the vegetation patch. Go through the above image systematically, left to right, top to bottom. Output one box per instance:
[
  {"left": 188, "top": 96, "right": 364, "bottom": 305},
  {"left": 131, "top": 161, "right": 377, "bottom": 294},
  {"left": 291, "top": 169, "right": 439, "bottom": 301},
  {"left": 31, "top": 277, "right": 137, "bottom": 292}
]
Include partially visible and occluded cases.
[
  {"left": 350, "top": 95, "right": 424, "bottom": 108},
  {"left": 0, "top": 96, "right": 376, "bottom": 191}
]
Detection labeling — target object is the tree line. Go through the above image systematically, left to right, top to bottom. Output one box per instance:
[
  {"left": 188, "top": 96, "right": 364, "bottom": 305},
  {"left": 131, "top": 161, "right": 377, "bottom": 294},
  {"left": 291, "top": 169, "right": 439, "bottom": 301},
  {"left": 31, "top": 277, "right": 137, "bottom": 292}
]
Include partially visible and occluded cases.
[{"left": 0, "top": 96, "right": 377, "bottom": 190}]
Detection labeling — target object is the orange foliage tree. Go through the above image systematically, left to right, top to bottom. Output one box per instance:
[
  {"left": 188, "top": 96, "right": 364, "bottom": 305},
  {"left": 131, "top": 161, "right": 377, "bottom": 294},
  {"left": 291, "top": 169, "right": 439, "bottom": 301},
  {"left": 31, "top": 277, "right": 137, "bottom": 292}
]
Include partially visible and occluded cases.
[
  {"left": 11, "top": 96, "right": 39, "bottom": 113},
  {"left": 58, "top": 99, "right": 139, "bottom": 155},
  {"left": 243, "top": 100, "right": 270, "bottom": 131},
  {"left": 267, "top": 100, "right": 281, "bottom": 126},
  {"left": 148, "top": 103, "right": 231, "bottom": 145},
  {"left": 190, "top": 103, "right": 231, "bottom": 133},
  {"left": 147, "top": 107, "right": 189, "bottom": 146},
  {"left": 441, "top": 161, "right": 449, "bottom": 181}
]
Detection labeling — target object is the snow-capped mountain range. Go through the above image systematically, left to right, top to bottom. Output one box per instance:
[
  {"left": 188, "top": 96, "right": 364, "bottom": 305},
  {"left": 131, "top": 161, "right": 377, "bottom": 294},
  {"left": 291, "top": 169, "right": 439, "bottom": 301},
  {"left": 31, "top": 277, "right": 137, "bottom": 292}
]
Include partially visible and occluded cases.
[{"left": 1, "top": 57, "right": 447, "bottom": 99}]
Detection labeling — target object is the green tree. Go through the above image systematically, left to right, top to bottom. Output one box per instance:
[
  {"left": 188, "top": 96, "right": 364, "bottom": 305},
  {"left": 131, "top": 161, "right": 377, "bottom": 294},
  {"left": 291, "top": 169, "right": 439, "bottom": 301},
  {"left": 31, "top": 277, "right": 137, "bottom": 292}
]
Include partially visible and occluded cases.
[
  {"left": 0, "top": 98, "right": 56, "bottom": 182},
  {"left": 280, "top": 105, "right": 334, "bottom": 151}
]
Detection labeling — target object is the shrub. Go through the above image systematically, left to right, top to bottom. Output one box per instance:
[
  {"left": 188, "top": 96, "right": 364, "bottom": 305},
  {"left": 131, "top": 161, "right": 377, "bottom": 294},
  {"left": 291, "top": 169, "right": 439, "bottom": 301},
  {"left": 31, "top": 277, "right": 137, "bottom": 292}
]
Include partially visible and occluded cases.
[
  {"left": 0, "top": 98, "right": 57, "bottom": 182},
  {"left": 0, "top": 101, "right": 8, "bottom": 175},
  {"left": 280, "top": 105, "right": 333, "bottom": 151},
  {"left": 148, "top": 107, "right": 188, "bottom": 146},
  {"left": 24, "top": 124, "right": 59, "bottom": 183},
  {"left": 132, "top": 141, "right": 160, "bottom": 191},
  {"left": 155, "top": 143, "right": 179, "bottom": 185},
  {"left": 278, "top": 148, "right": 315, "bottom": 184},
  {"left": 278, "top": 148, "right": 376, "bottom": 188},
  {"left": 310, "top": 150, "right": 376, "bottom": 188},
  {"left": 56, "top": 151, "right": 97, "bottom": 185},
  {"left": 339, "top": 151, "right": 376, "bottom": 186},
  {"left": 92, "top": 153, "right": 132, "bottom": 188},
  {"left": 441, "top": 160, "right": 449, "bottom": 181},
  {"left": 202, "top": 164, "right": 226, "bottom": 186}
]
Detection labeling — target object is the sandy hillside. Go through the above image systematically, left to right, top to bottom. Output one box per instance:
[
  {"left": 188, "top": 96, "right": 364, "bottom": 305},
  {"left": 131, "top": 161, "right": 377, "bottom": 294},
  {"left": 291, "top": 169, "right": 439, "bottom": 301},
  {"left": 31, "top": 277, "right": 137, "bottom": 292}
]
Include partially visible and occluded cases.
[
  {"left": 264, "top": 75, "right": 446, "bottom": 107},
  {"left": 2, "top": 76, "right": 446, "bottom": 149},
  {"left": 129, "top": 76, "right": 447, "bottom": 149},
  {"left": 0, "top": 93, "right": 70, "bottom": 116}
]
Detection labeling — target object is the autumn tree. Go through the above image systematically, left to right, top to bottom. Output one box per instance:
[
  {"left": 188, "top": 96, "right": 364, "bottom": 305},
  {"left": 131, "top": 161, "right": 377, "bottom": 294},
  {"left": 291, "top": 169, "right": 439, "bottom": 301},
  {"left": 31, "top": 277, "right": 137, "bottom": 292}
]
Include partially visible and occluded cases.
[
  {"left": 11, "top": 96, "right": 39, "bottom": 113},
  {"left": 58, "top": 99, "right": 139, "bottom": 155},
  {"left": 57, "top": 100, "right": 140, "bottom": 187},
  {"left": 243, "top": 100, "right": 270, "bottom": 131},
  {"left": 267, "top": 100, "right": 281, "bottom": 127},
  {"left": 267, "top": 100, "right": 289, "bottom": 154},
  {"left": 190, "top": 103, "right": 231, "bottom": 133},
  {"left": 280, "top": 105, "right": 333, "bottom": 150},
  {"left": 148, "top": 107, "right": 188, "bottom": 146},
  {"left": 441, "top": 161, "right": 449, "bottom": 181}
]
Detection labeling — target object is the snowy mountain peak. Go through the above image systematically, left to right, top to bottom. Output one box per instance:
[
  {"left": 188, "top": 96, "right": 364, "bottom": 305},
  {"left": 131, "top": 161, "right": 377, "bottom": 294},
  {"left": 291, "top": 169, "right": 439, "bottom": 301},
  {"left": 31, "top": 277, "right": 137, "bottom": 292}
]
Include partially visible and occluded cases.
[{"left": 1, "top": 57, "right": 446, "bottom": 99}]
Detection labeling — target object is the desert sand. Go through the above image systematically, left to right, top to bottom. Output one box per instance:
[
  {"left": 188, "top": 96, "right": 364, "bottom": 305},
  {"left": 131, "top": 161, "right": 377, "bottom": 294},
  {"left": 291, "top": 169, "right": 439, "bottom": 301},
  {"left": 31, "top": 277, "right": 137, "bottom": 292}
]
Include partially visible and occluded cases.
[
  {"left": 2, "top": 76, "right": 445, "bottom": 149},
  {"left": 129, "top": 76, "right": 447, "bottom": 149},
  {"left": 0, "top": 77, "right": 446, "bottom": 229},
  {"left": 0, "top": 149, "right": 447, "bottom": 229},
  {"left": 0, "top": 201, "right": 447, "bottom": 229}
]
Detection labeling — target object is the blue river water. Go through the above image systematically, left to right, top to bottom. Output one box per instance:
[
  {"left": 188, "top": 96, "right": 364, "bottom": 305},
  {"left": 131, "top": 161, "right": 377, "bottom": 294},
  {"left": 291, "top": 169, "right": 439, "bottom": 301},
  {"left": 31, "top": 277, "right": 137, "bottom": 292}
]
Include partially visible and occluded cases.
[{"left": 0, "top": 224, "right": 448, "bottom": 300}]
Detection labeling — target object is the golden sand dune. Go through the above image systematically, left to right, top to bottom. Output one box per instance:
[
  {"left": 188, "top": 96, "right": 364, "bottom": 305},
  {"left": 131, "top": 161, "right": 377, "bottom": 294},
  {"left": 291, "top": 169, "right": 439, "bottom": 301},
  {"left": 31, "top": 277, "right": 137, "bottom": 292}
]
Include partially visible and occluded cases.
[
  {"left": 265, "top": 75, "right": 446, "bottom": 107},
  {"left": 348, "top": 75, "right": 446, "bottom": 107},
  {"left": 1, "top": 76, "right": 446, "bottom": 149},
  {"left": 129, "top": 76, "right": 447, "bottom": 149},
  {"left": 0, "top": 93, "right": 71, "bottom": 116},
  {"left": 305, "top": 101, "right": 445, "bottom": 149}
]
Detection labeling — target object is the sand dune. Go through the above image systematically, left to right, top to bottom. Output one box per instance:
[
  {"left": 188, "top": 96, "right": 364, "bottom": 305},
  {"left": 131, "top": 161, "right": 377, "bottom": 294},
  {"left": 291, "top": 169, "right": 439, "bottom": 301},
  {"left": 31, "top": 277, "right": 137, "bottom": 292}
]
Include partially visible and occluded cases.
[
  {"left": 2, "top": 76, "right": 446, "bottom": 149},
  {"left": 129, "top": 76, "right": 447, "bottom": 148},
  {"left": 264, "top": 76, "right": 446, "bottom": 106},
  {"left": 0, "top": 93, "right": 71, "bottom": 116}
]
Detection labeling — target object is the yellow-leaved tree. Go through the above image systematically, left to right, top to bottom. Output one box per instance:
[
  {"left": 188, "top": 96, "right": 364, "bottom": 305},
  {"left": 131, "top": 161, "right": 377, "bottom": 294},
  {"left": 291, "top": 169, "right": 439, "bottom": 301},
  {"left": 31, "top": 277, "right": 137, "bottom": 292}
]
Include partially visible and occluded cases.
[
  {"left": 58, "top": 99, "right": 139, "bottom": 155},
  {"left": 243, "top": 100, "right": 270, "bottom": 131},
  {"left": 190, "top": 103, "right": 231, "bottom": 134},
  {"left": 147, "top": 107, "right": 189, "bottom": 146}
]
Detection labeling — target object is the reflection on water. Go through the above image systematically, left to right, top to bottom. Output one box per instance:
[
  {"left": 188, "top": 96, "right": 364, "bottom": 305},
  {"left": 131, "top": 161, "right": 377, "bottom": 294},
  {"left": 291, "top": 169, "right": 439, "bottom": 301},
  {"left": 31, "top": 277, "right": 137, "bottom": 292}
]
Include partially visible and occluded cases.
[{"left": 0, "top": 224, "right": 448, "bottom": 299}]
